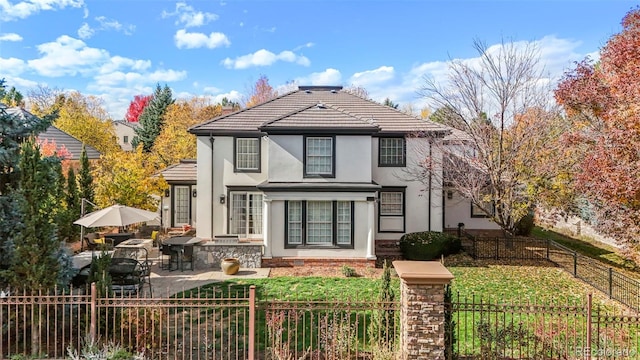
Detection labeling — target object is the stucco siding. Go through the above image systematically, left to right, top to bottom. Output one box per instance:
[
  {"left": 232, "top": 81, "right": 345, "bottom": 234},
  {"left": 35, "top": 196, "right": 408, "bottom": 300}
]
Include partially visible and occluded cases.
[{"left": 444, "top": 191, "right": 501, "bottom": 230}]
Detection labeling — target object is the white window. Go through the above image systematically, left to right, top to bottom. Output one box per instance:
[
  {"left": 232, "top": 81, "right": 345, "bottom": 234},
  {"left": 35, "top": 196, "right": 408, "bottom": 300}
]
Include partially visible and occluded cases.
[
  {"left": 123, "top": 135, "right": 129, "bottom": 144},
  {"left": 305, "top": 137, "right": 333, "bottom": 176},
  {"left": 235, "top": 138, "right": 260, "bottom": 171},
  {"left": 379, "top": 138, "right": 405, "bottom": 166},
  {"left": 173, "top": 185, "right": 190, "bottom": 226},
  {"left": 230, "top": 192, "right": 263, "bottom": 237},
  {"left": 380, "top": 192, "right": 403, "bottom": 215},
  {"left": 286, "top": 200, "right": 353, "bottom": 247},
  {"left": 287, "top": 201, "right": 303, "bottom": 245},
  {"left": 336, "top": 201, "right": 352, "bottom": 245}
]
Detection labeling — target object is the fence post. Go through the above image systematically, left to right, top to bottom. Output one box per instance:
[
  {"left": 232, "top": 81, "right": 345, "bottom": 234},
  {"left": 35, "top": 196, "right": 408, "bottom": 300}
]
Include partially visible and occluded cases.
[
  {"left": 546, "top": 239, "right": 550, "bottom": 260},
  {"left": 573, "top": 252, "right": 578, "bottom": 277},
  {"left": 393, "top": 261, "right": 454, "bottom": 360},
  {"left": 608, "top": 268, "right": 613, "bottom": 299},
  {"left": 90, "top": 282, "right": 97, "bottom": 341},
  {"left": 248, "top": 285, "right": 256, "bottom": 360},
  {"left": 585, "top": 294, "right": 592, "bottom": 360}
]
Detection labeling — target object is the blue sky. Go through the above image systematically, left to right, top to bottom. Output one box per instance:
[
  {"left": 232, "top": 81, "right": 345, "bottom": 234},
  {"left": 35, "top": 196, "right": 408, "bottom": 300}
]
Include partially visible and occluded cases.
[{"left": 0, "top": 0, "right": 637, "bottom": 119}]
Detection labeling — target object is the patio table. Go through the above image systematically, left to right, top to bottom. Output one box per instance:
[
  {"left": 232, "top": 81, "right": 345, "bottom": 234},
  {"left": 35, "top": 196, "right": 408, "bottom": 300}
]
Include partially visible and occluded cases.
[{"left": 162, "top": 237, "right": 203, "bottom": 271}]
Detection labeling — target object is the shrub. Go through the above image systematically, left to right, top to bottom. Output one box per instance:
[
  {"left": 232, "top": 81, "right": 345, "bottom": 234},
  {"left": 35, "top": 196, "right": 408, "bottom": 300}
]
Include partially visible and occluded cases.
[
  {"left": 514, "top": 211, "right": 535, "bottom": 236},
  {"left": 399, "top": 231, "right": 461, "bottom": 261},
  {"left": 341, "top": 265, "right": 357, "bottom": 278}
]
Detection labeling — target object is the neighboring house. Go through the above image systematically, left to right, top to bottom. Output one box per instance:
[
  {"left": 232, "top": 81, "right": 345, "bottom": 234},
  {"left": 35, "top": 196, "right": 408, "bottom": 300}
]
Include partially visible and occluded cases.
[
  {"left": 188, "top": 86, "right": 496, "bottom": 264},
  {"left": 5, "top": 106, "right": 101, "bottom": 159},
  {"left": 112, "top": 120, "right": 138, "bottom": 151},
  {"left": 157, "top": 159, "right": 197, "bottom": 230}
]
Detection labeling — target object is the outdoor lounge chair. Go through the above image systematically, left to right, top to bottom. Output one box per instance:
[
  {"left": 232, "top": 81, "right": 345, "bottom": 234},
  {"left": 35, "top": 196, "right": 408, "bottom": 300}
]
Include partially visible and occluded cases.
[{"left": 84, "top": 233, "right": 114, "bottom": 250}]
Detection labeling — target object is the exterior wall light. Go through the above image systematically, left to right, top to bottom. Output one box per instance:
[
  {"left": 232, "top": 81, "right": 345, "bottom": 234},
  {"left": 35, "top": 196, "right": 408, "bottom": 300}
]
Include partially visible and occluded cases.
[
  {"left": 192, "top": 189, "right": 197, "bottom": 197},
  {"left": 219, "top": 194, "right": 226, "bottom": 204}
]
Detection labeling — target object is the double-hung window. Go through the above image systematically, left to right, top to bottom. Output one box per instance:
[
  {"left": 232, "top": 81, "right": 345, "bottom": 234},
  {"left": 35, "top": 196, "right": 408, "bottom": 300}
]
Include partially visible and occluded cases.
[
  {"left": 304, "top": 136, "right": 334, "bottom": 177},
  {"left": 235, "top": 137, "right": 260, "bottom": 172},
  {"left": 378, "top": 137, "right": 405, "bottom": 167},
  {"left": 378, "top": 188, "right": 405, "bottom": 232},
  {"left": 285, "top": 200, "right": 353, "bottom": 247}
]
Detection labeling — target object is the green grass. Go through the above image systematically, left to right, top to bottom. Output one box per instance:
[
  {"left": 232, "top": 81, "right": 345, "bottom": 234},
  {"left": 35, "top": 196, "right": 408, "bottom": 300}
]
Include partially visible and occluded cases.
[{"left": 531, "top": 226, "right": 639, "bottom": 273}]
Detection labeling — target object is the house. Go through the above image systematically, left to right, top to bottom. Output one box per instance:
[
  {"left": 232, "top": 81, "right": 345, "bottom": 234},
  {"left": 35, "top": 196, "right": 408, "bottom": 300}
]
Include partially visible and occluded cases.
[
  {"left": 188, "top": 86, "right": 496, "bottom": 266},
  {"left": 4, "top": 106, "right": 101, "bottom": 159},
  {"left": 112, "top": 120, "right": 138, "bottom": 151},
  {"left": 157, "top": 159, "right": 197, "bottom": 230}
]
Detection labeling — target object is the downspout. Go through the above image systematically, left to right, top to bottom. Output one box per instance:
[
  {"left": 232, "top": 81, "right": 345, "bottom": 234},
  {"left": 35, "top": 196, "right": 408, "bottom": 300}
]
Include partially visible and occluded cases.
[
  {"left": 209, "top": 134, "right": 215, "bottom": 239},
  {"left": 428, "top": 139, "right": 432, "bottom": 232}
]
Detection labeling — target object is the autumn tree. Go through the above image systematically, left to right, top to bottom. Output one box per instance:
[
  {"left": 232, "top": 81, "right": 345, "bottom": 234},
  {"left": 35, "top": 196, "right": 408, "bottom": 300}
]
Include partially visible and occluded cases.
[
  {"left": 555, "top": 8, "right": 640, "bottom": 247},
  {"left": 414, "top": 39, "right": 559, "bottom": 235},
  {"left": 244, "top": 75, "right": 278, "bottom": 108},
  {"left": 132, "top": 84, "right": 174, "bottom": 152},
  {"left": 343, "top": 84, "right": 370, "bottom": 99},
  {"left": 27, "top": 85, "right": 64, "bottom": 117},
  {"left": 0, "top": 86, "right": 25, "bottom": 107},
  {"left": 50, "top": 92, "right": 120, "bottom": 155},
  {"left": 125, "top": 94, "right": 153, "bottom": 123},
  {"left": 152, "top": 97, "right": 222, "bottom": 167},
  {"left": 93, "top": 147, "right": 167, "bottom": 210}
]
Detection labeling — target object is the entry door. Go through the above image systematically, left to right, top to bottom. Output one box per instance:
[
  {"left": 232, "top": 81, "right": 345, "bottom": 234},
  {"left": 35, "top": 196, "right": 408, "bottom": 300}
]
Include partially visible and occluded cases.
[
  {"left": 173, "top": 185, "right": 191, "bottom": 227},
  {"left": 229, "top": 192, "right": 263, "bottom": 238}
]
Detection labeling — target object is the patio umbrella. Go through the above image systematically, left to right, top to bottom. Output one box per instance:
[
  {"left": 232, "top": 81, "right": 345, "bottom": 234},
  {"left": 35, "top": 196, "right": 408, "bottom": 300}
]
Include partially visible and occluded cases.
[{"left": 74, "top": 204, "right": 159, "bottom": 228}]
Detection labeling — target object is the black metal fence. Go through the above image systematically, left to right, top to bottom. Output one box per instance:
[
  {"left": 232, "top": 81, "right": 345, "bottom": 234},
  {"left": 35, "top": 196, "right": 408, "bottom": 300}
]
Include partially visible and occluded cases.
[{"left": 461, "top": 233, "right": 640, "bottom": 312}]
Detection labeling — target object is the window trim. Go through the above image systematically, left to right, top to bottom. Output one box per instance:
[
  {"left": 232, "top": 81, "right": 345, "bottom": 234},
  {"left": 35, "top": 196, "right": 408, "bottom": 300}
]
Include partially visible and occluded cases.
[
  {"left": 303, "top": 135, "right": 336, "bottom": 178},
  {"left": 233, "top": 137, "right": 261, "bottom": 173},
  {"left": 378, "top": 137, "right": 406, "bottom": 167},
  {"left": 378, "top": 187, "right": 406, "bottom": 233},
  {"left": 285, "top": 200, "right": 354, "bottom": 249},
  {"left": 471, "top": 201, "right": 495, "bottom": 218}
]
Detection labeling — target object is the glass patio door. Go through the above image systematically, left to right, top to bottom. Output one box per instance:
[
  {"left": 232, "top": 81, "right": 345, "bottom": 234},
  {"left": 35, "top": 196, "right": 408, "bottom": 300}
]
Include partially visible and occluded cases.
[
  {"left": 173, "top": 185, "right": 191, "bottom": 227},
  {"left": 229, "top": 192, "right": 263, "bottom": 238}
]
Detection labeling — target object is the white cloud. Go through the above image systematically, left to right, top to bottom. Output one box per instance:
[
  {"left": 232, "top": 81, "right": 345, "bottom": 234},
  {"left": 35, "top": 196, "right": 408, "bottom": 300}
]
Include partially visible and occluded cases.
[
  {"left": 0, "top": 0, "right": 84, "bottom": 21},
  {"left": 162, "top": 2, "right": 218, "bottom": 28},
  {"left": 78, "top": 16, "right": 135, "bottom": 39},
  {"left": 77, "top": 23, "right": 94, "bottom": 39},
  {"left": 174, "top": 29, "right": 230, "bottom": 49},
  {"left": 0, "top": 33, "right": 23, "bottom": 42},
  {"left": 28, "top": 35, "right": 110, "bottom": 77},
  {"left": 293, "top": 42, "right": 314, "bottom": 51},
  {"left": 222, "top": 49, "right": 310, "bottom": 69},
  {"left": 99, "top": 56, "right": 151, "bottom": 74},
  {"left": 0, "top": 57, "right": 26, "bottom": 75},
  {"left": 350, "top": 66, "right": 395, "bottom": 87},
  {"left": 295, "top": 68, "right": 342, "bottom": 85},
  {"left": 202, "top": 86, "right": 221, "bottom": 94},
  {"left": 212, "top": 90, "right": 242, "bottom": 104}
]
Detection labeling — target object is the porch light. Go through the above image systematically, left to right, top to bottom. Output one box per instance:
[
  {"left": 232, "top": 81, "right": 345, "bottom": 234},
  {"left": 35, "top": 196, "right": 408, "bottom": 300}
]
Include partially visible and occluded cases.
[
  {"left": 164, "top": 189, "right": 170, "bottom": 197},
  {"left": 192, "top": 189, "right": 197, "bottom": 197},
  {"left": 219, "top": 194, "right": 226, "bottom": 204}
]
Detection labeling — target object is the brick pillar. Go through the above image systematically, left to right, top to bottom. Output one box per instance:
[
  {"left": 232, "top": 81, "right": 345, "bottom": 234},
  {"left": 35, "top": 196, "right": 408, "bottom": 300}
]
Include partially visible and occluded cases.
[{"left": 393, "top": 261, "right": 454, "bottom": 360}]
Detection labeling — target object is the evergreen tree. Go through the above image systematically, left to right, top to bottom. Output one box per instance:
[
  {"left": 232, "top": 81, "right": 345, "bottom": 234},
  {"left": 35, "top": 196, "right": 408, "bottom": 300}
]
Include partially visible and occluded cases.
[
  {"left": 0, "top": 80, "right": 54, "bottom": 280},
  {"left": 132, "top": 84, "right": 174, "bottom": 152},
  {"left": 382, "top": 97, "right": 399, "bottom": 109},
  {"left": 10, "top": 139, "right": 67, "bottom": 292},
  {"left": 78, "top": 145, "right": 95, "bottom": 213},
  {"left": 52, "top": 160, "right": 68, "bottom": 242},
  {"left": 66, "top": 167, "right": 80, "bottom": 239},
  {"left": 368, "top": 260, "right": 396, "bottom": 348}
]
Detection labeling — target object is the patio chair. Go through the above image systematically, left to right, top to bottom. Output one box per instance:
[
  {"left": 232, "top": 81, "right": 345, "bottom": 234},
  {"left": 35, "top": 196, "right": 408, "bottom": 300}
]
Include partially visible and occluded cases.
[
  {"left": 84, "top": 233, "right": 114, "bottom": 250},
  {"left": 160, "top": 244, "right": 174, "bottom": 270},
  {"left": 180, "top": 245, "right": 194, "bottom": 271}
]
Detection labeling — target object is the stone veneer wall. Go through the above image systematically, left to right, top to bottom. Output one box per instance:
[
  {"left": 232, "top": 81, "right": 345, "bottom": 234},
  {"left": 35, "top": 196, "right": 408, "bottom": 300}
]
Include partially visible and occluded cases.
[
  {"left": 193, "top": 242, "right": 262, "bottom": 270},
  {"left": 393, "top": 261, "right": 454, "bottom": 360}
]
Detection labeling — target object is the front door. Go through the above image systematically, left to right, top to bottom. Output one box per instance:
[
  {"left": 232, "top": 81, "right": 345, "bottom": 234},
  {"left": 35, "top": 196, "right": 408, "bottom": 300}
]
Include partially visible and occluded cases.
[
  {"left": 173, "top": 185, "right": 191, "bottom": 227},
  {"left": 229, "top": 192, "right": 263, "bottom": 238}
]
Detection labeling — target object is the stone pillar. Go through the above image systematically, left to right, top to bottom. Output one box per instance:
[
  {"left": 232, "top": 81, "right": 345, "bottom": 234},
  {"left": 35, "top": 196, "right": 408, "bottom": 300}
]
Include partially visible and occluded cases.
[
  {"left": 366, "top": 196, "right": 376, "bottom": 260},
  {"left": 262, "top": 197, "right": 272, "bottom": 259},
  {"left": 393, "top": 261, "right": 454, "bottom": 360}
]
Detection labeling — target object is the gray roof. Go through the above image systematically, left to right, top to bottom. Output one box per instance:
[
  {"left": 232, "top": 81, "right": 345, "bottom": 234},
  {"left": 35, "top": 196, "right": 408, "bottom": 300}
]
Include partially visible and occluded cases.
[
  {"left": 189, "top": 86, "right": 450, "bottom": 136},
  {"left": 4, "top": 106, "right": 101, "bottom": 159},
  {"left": 112, "top": 120, "right": 139, "bottom": 129},
  {"left": 39, "top": 126, "right": 101, "bottom": 159},
  {"left": 158, "top": 159, "right": 197, "bottom": 183}
]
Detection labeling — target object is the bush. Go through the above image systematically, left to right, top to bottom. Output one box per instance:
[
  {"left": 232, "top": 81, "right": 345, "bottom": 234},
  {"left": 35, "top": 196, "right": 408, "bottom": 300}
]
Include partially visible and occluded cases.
[
  {"left": 514, "top": 211, "right": 535, "bottom": 236},
  {"left": 399, "top": 231, "right": 461, "bottom": 261},
  {"left": 341, "top": 265, "right": 357, "bottom": 277}
]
